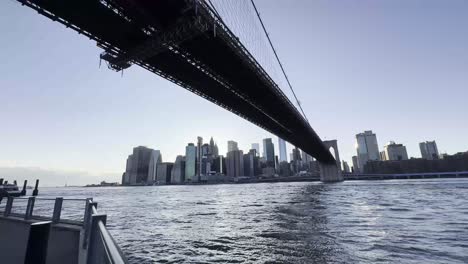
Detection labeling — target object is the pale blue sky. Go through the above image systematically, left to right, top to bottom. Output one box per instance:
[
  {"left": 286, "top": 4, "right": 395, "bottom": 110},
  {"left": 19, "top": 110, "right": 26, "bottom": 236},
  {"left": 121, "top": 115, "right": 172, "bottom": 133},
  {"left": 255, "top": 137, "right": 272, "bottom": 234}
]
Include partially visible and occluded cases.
[{"left": 1, "top": 1, "right": 467, "bottom": 185}]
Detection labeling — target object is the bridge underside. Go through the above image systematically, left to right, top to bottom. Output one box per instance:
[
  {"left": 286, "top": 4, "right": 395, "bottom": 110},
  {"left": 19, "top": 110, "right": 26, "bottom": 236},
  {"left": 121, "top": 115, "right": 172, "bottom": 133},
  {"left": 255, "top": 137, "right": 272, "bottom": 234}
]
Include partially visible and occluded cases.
[{"left": 18, "top": 0, "right": 335, "bottom": 164}]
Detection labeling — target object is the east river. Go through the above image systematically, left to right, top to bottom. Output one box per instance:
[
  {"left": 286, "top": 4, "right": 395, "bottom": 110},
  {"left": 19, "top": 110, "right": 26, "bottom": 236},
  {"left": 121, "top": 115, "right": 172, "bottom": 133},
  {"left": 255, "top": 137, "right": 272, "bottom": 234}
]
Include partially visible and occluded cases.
[{"left": 37, "top": 179, "right": 468, "bottom": 263}]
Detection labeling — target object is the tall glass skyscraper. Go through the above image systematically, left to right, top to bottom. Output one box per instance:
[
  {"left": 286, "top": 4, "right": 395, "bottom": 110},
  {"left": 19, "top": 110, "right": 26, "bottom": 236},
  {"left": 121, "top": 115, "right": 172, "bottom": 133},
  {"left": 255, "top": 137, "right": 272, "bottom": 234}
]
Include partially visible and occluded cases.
[
  {"left": 355, "top": 130, "right": 380, "bottom": 172},
  {"left": 278, "top": 137, "right": 287, "bottom": 162},
  {"left": 263, "top": 138, "right": 275, "bottom": 167},
  {"left": 228, "top": 140, "right": 239, "bottom": 152},
  {"left": 185, "top": 143, "right": 196, "bottom": 182},
  {"left": 251, "top": 143, "right": 260, "bottom": 157}
]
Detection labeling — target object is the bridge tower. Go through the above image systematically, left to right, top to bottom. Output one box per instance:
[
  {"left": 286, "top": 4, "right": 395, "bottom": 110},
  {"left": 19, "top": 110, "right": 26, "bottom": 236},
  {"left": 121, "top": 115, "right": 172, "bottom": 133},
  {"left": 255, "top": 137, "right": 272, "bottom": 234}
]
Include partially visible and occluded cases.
[{"left": 319, "top": 140, "right": 344, "bottom": 182}]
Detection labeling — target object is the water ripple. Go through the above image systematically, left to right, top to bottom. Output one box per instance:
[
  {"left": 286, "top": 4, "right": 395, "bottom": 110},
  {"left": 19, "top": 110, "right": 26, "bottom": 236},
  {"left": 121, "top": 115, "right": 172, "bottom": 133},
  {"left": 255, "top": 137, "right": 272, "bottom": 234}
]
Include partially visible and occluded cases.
[{"left": 36, "top": 179, "right": 468, "bottom": 263}]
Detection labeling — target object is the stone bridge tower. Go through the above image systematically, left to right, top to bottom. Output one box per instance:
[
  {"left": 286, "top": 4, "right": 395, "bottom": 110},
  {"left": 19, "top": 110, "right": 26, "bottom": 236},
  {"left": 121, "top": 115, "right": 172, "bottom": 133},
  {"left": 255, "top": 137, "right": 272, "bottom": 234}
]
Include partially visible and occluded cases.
[{"left": 319, "top": 140, "right": 344, "bottom": 182}]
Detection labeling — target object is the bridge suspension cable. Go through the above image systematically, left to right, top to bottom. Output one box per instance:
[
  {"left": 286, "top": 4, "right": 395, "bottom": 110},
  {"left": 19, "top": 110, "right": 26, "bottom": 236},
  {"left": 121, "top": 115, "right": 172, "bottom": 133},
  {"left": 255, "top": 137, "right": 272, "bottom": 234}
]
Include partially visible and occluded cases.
[{"left": 249, "top": 0, "right": 310, "bottom": 124}]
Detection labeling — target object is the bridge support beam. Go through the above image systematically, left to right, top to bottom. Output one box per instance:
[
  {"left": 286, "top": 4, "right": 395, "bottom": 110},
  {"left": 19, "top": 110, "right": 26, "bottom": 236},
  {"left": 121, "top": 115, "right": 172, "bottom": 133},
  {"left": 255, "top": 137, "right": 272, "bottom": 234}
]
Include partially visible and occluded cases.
[{"left": 319, "top": 140, "right": 343, "bottom": 183}]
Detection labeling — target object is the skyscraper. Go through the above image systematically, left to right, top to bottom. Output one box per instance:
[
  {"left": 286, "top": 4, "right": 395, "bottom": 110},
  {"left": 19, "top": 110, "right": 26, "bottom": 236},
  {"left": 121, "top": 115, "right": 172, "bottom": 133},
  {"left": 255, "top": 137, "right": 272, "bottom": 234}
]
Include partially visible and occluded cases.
[
  {"left": 355, "top": 130, "right": 380, "bottom": 172},
  {"left": 196, "top": 137, "right": 203, "bottom": 181},
  {"left": 209, "top": 137, "right": 219, "bottom": 157},
  {"left": 209, "top": 137, "right": 215, "bottom": 153},
  {"left": 278, "top": 137, "right": 287, "bottom": 162},
  {"left": 263, "top": 138, "right": 275, "bottom": 166},
  {"left": 228, "top": 140, "right": 239, "bottom": 152},
  {"left": 382, "top": 141, "right": 408, "bottom": 161},
  {"left": 420, "top": 141, "right": 439, "bottom": 160},
  {"left": 185, "top": 143, "right": 196, "bottom": 182},
  {"left": 201, "top": 143, "right": 210, "bottom": 156},
  {"left": 213, "top": 143, "right": 219, "bottom": 157},
  {"left": 251, "top": 143, "right": 260, "bottom": 157},
  {"left": 125, "top": 146, "right": 153, "bottom": 185},
  {"left": 291, "top": 147, "right": 302, "bottom": 173},
  {"left": 243, "top": 149, "right": 259, "bottom": 177},
  {"left": 147, "top": 150, "right": 162, "bottom": 184},
  {"left": 227, "top": 150, "right": 244, "bottom": 177},
  {"left": 302, "top": 152, "right": 312, "bottom": 170},
  {"left": 123, "top": 154, "right": 133, "bottom": 185},
  {"left": 171, "top": 155, "right": 185, "bottom": 184},
  {"left": 212, "top": 155, "right": 225, "bottom": 175},
  {"left": 352, "top": 156, "right": 359, "bottom": 173},
  {"left": 342, "top": 161, "right": 350, "bottom": 173},
  {"left": 156, "top": 162, "right": 173, "bottom": 185}
]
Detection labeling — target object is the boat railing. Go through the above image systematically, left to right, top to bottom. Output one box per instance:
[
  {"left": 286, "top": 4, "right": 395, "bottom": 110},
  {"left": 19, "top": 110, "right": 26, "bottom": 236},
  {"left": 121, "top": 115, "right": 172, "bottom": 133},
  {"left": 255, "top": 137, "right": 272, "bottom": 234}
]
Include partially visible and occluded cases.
[
  {"left": 0, "top": 196, "right": 128, "bottom": 264},
  {"left": 83, "top": 198, "right": 128, "bottom": 264}
]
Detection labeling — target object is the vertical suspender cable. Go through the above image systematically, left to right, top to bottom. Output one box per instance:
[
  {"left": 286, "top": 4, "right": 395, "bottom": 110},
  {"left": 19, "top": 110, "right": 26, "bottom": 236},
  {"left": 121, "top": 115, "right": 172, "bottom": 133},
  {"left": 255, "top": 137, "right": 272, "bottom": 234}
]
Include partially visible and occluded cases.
[{"left": 249, "top": 0, "right": 310, "bottom": 124}]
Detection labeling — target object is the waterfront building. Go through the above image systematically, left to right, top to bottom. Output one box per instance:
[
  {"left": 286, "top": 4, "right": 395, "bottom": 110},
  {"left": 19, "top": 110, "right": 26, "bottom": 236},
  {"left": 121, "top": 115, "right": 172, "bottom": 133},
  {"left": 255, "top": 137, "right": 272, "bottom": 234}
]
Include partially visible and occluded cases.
[
  {"left": 355, "top": 130, "right": 380, "bottom": 173},
  {"left": 196, "top": 137, "right": 203, "bottom": 181},
  {"left": 210, "top": 137, "right": 219, "bottom": 157},
  {"left": 278, "top": 137, "right": 287, "bottom": 162},
  {"left": 263, "top": 138, "right": 275, "bottom": 166},
  {"left": 228, "top": 140, "right": 239, "bottom": 152},
  {"left": 382, "top": 141, "right": 408, "bottom": 161},
  {"left": 420, "top": 141, "right": 439, "bottom": 160},
  {"left": 185, "top": 143, "right": 196, "bottom": 182},
  {"left": 201, "top": 143, "right": 210, "bottom": 156},
  {"left": 213, "top": 143, "right": 219, "bottom": 157},
  {"left": 251, "top": 143, "right": 260, "bottom": 156},
  {"left": 126, "top": 146, "right": 153, "bottom": 185},
  {"left": 291, "top": 147, "right": 302, "bottom": 173},
  {"left": 243, "top": 149, "right": 259, "bottom": 177},
  {"left": 147, "top": 150, "right": 162, "bottom": 184},
  {"left": 227, "top": 150, "right": 244, "bottom": 177},
  {"left": 364, "top": 151, "right": 468, "bottom": 174},
  {"left": 302, "top": 153, "right": 312, "bottom": 170},
  {"left": 123, "top": 155, "right": 133, "bottom": 185},
  {"left": 212, "top": 155, "right": 226, "bottom": 175},
  {"left": 171, "top": 156, "right": 185, "bottom": 184},
  {"left": 352, "top": 156, "right": 359, "bottom": 173},
  {"left": 201, "top": 157, "right": 211, "bottom": 176},
  {"left": 310, "top": 160, "right": 320, "bottom": 176},
  {"left": 279, "top": 161, "right": 291, "bottom": 177},
  {"left": 342, "top": 161, "right": 350, "bottom": 173},
  {"left": 156, "top": 162, "right": 173, "bottom": 184},
  {"left": 261, "top": 167, "right": 276, "bottom": 177},
  {"left": 121, "top": 172, "right": 126, "bottom": 185}
]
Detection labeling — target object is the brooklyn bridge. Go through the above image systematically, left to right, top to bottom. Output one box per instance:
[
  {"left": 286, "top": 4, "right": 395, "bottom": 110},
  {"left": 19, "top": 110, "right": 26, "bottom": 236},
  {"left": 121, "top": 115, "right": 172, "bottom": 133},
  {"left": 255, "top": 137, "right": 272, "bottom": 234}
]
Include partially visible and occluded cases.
[{"left": 16, "top": 0, "right": 342, "bottom": 181}]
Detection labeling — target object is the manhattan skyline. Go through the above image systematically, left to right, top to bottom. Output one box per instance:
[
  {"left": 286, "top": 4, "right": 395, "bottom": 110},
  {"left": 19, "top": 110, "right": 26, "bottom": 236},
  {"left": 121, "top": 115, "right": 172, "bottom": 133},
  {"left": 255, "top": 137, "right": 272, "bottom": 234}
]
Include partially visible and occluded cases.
[{"left": 1, "top": 0, "right": 468, "bottom": 186}]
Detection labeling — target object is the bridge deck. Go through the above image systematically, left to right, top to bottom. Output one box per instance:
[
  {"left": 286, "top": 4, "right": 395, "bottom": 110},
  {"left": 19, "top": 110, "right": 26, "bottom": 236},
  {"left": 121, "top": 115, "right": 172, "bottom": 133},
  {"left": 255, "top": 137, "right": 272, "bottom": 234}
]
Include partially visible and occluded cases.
[{"left": 18, "top": 0, "right": 335, "bottom": 163}]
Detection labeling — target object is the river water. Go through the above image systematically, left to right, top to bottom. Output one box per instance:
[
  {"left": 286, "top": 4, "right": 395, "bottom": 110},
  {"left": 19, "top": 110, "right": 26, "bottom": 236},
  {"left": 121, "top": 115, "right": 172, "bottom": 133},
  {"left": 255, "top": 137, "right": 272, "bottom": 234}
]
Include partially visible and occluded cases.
[{"left": 36, "top": 179, "right": 468, "bottom": 263}]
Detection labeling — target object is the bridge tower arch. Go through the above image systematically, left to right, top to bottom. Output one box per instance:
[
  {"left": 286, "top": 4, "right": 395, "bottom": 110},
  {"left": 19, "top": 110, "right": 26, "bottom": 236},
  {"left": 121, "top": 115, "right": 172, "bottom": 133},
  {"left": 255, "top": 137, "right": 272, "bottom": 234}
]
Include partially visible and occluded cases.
[{"left": 319, "top": 140, "right": 344, "bottom": 182}]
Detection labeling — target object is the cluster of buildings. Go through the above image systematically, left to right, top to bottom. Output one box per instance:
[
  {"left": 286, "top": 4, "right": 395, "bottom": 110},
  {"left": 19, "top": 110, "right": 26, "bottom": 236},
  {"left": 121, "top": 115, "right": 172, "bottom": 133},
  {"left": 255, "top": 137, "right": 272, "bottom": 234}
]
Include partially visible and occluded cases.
[
  {"left": 121, "top": 130, "right": 467, "bottom": 186},
  {"left": 349, "top": 130, "right": 467, "bottom": 174},
  {"left": 121, "top": 136, "right": 321, "bottom": 186}
]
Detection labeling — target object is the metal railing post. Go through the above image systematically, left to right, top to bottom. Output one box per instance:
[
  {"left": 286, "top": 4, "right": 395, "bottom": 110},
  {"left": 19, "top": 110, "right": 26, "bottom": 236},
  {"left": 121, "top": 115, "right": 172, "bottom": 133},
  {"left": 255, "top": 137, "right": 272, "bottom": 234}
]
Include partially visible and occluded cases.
[
  {"left": 32, "top": 179, "right": 39, "bottom": 196},
  {"left": 21, "top": 180, "right": 28, "bottom": 195},
  {"left": 4, "top": 196, "right": 13, "bottom": 217},
  {"left": 25, "top": 197, "right": 36, "bottom": 220},
  {"left": 52, "top": 197, "right": 63, "bottom": 223},
  {"left": 83, "top": 198, "right": 94, "bottom": 225},
  {"left": 83, "top": 201, "right": 97, "bottom": 249},
  {"left": 87, "top": 214, "right": 107, "bottom": 264},
  {"left": 24, "top": 221, "right": 52, "bottom": 264}
]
